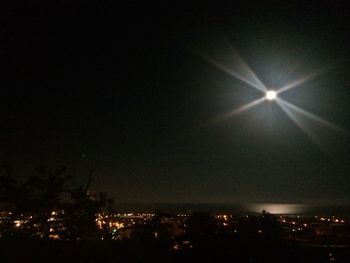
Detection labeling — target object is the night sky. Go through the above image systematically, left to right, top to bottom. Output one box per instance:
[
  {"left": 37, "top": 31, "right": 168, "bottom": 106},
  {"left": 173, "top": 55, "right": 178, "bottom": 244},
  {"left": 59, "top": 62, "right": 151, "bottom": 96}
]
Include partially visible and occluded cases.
[{"left": 1, "top": 2, "right": 350, "bottom": 204}]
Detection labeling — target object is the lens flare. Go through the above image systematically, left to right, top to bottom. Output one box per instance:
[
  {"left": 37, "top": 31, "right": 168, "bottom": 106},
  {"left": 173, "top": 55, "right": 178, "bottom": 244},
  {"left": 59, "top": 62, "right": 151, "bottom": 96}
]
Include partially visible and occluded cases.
[{"left": 206, "top": 97, "right": 266, "bottom": 126}]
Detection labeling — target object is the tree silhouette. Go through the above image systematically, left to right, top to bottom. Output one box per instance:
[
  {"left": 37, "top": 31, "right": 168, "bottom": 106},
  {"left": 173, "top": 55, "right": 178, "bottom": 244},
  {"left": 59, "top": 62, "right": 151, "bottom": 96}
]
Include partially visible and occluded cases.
[
  {"left": 0, "top": 165, "right": 113, "bottom": 240},
  {"left": 22, "top": 166, "right": 71, "bottom": 238},
  {"left": 63, "top": 168, "right": 113, "bottom": 240}
]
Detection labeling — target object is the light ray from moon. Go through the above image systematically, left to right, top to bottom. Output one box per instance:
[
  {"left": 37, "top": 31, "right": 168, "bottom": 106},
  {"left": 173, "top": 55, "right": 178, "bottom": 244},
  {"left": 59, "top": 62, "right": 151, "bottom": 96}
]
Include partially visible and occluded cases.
[
  {"left": 197, "top": 51, "right": 266, "bottom": 92},
  {"left": 276, "top": 67, "right": 330, "bottom": 94},
  {"left": 210, "top": 97, "right": 266, "bottom": 125},
  {"left": 228, "top": 97, "right": 266, "bottom": 116},
  {"left": 276, "top": 98, "right": 348, "bottom": 135},
  {"left": 276, "top": 98, "right": 318, "bottom": 143}
]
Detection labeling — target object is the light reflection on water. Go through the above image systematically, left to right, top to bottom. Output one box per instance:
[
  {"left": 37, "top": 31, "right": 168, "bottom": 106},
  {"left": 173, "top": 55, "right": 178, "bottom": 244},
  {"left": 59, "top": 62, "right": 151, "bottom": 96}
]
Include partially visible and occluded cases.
[{"left": 245, "top": 203, "right": 307, "bottom": 214}]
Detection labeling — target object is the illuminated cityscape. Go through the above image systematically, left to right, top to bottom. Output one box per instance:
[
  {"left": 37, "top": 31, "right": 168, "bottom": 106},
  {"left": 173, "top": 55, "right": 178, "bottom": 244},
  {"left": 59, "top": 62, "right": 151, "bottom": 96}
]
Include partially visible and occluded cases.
[{"left": 1, "top": 207, "right": 350, "bottom": 244}]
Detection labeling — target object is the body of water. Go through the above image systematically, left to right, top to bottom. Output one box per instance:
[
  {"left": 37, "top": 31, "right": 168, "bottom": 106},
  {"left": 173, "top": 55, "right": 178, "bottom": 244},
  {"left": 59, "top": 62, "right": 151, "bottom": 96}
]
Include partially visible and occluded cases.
[{"left": 113, "top": 202, "right": 350, "bottom": 216}]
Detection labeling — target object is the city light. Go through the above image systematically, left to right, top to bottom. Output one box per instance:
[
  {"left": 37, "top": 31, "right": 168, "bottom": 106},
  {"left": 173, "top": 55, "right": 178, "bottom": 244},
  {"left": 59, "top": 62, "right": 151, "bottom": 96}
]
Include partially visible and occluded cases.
[{"left": 14, "top": 220, "right": 21, "bottom": 227}]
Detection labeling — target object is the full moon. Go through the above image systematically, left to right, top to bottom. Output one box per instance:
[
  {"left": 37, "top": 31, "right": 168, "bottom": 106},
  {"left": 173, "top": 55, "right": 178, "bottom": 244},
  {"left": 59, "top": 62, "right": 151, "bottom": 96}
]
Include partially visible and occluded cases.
[{"left": 266, "top": 90, "right": 277, "bottom": 100}]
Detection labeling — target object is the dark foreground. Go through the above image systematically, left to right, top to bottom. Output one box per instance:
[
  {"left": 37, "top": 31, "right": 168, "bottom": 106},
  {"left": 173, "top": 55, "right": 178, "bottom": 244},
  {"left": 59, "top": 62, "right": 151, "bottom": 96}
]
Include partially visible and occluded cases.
[{"left": 1, "top": 239, "right": 350, "bottom": 263}]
